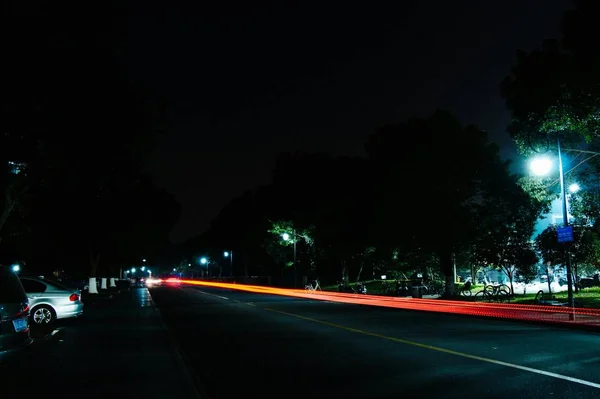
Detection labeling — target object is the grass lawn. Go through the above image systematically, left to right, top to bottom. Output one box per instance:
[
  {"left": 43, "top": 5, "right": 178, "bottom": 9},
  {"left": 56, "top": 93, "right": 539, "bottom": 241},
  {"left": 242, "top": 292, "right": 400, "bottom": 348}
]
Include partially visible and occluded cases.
[
  {"left": 323, "top": 280, "right": 600, "bottom": 309},
  {"left": 507, "top": 287, "right": 600, "bottom": 308}
]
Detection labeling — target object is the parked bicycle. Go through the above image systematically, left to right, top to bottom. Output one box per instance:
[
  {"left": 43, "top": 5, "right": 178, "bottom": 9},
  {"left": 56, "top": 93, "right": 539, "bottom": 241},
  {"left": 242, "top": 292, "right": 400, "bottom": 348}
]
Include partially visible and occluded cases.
[
  {"left": 305, "top": 279, "right": 322, "bottom": 291},
  {"left": 422, "top": 281, "right": 444, "bottom": 296},
  {"left": 459, "top": 281, "right": 473, "bottom": 297},
  {"left": 474, "top": 283, "right": 511, "bottom": 302}
]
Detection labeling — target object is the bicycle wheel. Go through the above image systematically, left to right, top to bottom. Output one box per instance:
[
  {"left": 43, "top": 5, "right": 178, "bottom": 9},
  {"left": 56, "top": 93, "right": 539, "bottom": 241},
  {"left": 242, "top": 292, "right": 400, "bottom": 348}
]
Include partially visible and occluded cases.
[
  {"left": 499, "top": 284, "right": 511, "bottom": 293},
  {"left": 483, "top": 285, "right": 495, "bottom": 296},
  {"left": 461, "top": 288, "right": 472, "bottom": 297},
  {"left": 496, "top": 289, "right": 511, "bottom": 302},
  {"left": 473, "top": 291, "right": 486, "bottom": 301}
]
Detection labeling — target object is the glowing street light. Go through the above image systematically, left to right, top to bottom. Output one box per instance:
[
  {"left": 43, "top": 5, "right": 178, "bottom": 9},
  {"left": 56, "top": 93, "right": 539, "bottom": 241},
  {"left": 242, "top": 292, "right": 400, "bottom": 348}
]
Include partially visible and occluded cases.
[
  {"left": 529, "top": 156, "right": 553, "bottom": 176},
  {"left": 569, "top": 183, "right": 580, "bottom": 193},
  {"left": 282, "top": 233, "right": 290, "bottom": 241},
  {"left": 200, "top": 257, "right": 207, "bottom": 265},
  {"left": 142, "top": 258, "right": 146, "bottom": 263},
  {"left": 12, "top": 264, "right": 20, "bottom": 273},
  {"left": 141, "top": 266, "right": 146, "bottom": 272},
  {"left": 131, "top": 267, "right": 136, "bottom": 273}
]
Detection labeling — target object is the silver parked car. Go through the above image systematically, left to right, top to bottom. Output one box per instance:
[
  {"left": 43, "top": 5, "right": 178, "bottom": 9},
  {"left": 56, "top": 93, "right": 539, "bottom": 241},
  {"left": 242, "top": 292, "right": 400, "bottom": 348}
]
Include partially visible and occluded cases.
[{"left": 19, "top": 276, "right": 84, "bottom": 324}]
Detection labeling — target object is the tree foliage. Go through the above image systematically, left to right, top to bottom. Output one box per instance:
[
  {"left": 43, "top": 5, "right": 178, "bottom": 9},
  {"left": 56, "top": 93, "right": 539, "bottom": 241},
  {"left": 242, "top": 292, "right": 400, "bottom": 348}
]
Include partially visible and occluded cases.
[
  {"left": 501, "top": 1, "right": 600, "bottom": 154},
  {"left": 190, "top": 111, "right": 539, "bottom": 293}
]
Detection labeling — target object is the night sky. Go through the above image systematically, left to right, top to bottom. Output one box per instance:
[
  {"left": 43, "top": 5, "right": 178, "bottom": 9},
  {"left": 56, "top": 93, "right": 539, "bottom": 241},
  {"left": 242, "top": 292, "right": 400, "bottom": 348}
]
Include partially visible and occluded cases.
[{"left": 118, "top": 1, "right": 571, "bottom": 243}]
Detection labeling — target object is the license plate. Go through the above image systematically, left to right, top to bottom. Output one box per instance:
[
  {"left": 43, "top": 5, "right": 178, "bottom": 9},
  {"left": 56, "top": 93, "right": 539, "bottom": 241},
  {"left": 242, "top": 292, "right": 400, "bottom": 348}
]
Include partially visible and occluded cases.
[{"left": 12, "top": 318, "right": 28, "bottom": 332}]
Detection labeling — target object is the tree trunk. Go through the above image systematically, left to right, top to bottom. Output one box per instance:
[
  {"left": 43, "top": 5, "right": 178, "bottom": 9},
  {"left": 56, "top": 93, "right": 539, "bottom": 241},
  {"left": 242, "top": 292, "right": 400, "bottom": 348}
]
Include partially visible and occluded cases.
[
  {"left": 0, "top": 191, "right": 16, "bottom": 239},
  {"left": 439, "top": 250, "right": 454, "bottom": 297},
  {"left": 88, "top": 252, "right": 100, "bottom": 294},
  {"left": 341, "top": 260, "right": 349, "bottom": 287},
  {"left": 355, "top": 262, "right": 364, "bottom": 282},
  {"left": 546, "top": 262, "right": 552, "bottom": 294},
  {"left": 574, "top": 263, "right": 579, "bottom": 293},
  {"left": 508, "top": 270, "right": 514, "bottom": 295},
  {"left": 101, "top": 277, "right": 108, "bottom": 290},
  {"left": 109, "top": 277, "right": 117, "bottom": 288}
]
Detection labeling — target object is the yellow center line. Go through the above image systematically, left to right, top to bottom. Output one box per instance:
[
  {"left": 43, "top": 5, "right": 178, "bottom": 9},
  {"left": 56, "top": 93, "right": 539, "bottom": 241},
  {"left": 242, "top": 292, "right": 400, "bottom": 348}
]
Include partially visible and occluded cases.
[{"left": 265, "top": 307, "right": 600, "bottom": 389}]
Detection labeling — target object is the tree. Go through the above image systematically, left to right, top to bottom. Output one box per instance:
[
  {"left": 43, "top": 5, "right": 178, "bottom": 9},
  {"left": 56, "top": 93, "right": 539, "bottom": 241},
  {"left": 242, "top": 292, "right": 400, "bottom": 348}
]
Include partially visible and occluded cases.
[
  {"left": 3, "top": 1, "right": 172, "bottom": 287},
  {"left": 502, "top": 1, "right": 600, "bottom": 155},
  {"left": 366, "top": 110, "right": 525, "bottom": 296},
  {"left": 471, "top": 172, "right": 544, "bottom": 294},
  {"left": 535, "top": 224, "right": 600, "bottom": 290}
]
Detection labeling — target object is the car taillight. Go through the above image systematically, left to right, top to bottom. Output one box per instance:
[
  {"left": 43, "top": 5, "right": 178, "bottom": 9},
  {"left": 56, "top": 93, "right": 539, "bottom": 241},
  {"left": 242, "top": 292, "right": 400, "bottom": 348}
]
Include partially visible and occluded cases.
[{"left": 69, "top": 293, "right": 79, "bottom": 302}]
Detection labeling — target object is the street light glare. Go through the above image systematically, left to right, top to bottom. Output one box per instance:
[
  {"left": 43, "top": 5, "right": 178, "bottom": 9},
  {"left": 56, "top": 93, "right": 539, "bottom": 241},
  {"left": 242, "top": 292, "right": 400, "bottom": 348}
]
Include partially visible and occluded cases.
[
  {"left": 529, "top": 157, "right": 552, "bottom": 176},
  {"left": 569, "top": 183, "right": 580, "bottom": 193},
  {"left": 282, "top": 233, "right": 290, "bottom": 241},
  {"left": 224, "top": 251, "right": 229, "bottom": 257},
  {"left": 200, "top": 257, "right": 207, "bottom": 264},
  {"left": 142, "top": 258, "right": 146, "bottom": 263},
  {"left": 12, "top": 264, "right": 20, "bottom": 272},
  {"left": 141, "top": 266, "right": 146, "bottom": 271},
  {"left": 131, "top": 267, "right": 136, "bottom": 272}
]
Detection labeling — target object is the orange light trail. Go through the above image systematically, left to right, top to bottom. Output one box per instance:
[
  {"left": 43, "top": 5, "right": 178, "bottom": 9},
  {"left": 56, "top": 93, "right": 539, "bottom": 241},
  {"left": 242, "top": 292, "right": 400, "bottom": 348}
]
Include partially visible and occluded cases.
[{"left": 170, "top": 279, "right": 600, "bottom": 328}]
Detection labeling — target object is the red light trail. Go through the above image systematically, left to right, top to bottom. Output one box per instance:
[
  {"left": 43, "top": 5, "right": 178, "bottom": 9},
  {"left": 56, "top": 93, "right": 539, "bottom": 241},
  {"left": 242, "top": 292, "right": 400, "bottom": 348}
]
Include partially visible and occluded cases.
[{"left": 166, "top": 279, "right": 600, "bottom": 328}]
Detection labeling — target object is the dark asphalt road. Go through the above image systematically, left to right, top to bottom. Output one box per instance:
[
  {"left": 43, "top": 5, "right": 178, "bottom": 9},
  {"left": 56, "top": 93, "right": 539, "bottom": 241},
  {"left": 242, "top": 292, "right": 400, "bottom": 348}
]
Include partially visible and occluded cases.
[{"left": 150, "top": 285, "right": 600, "bottom": 399}]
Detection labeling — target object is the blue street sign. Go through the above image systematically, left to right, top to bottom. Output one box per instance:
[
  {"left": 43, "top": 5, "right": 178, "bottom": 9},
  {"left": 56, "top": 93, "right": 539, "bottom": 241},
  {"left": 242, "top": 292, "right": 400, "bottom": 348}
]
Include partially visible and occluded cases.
[{"left": 557, "top": 226, "right": 574, "bottom": 243}]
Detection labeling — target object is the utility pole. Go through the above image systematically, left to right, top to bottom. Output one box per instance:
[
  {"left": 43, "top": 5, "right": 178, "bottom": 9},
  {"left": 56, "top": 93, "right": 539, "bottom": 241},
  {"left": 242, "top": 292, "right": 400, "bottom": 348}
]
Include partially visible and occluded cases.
[
  {"left": 557, "top": 138, "right": 575, "bottom": 316},
  {"left": 293, "top": 228, "right": 297, "bottom": 288}
]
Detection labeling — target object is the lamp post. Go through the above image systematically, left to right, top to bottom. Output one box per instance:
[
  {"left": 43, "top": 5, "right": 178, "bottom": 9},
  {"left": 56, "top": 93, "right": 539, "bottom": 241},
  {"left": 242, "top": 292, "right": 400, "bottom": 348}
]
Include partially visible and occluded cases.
[
  {"left": 530, "top": 138, "right": 575, "bottom": 313},
  {"left": 282, "top": 230, "right": 297, "bottom": 288},
  {"left": 224, "top": 251, "right": 233, "bottom": 277},
  {"left": 200, "top": 257, "right": 208, "bottom": 277}
]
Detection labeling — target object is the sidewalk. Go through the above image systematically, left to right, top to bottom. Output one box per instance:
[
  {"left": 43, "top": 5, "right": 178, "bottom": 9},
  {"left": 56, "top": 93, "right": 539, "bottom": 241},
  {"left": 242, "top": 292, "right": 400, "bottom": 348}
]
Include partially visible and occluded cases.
[{"left": 1, "top": 288, "right": 204, "bottom": 399}]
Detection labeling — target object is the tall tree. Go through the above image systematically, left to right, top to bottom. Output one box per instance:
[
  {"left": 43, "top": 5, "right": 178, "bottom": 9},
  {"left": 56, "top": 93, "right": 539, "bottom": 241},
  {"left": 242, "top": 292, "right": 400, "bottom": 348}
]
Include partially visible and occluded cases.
[
  {"left": 4, "top": 0, "right": 170, "bottom": 287},
  {"left": 502, "top": 1, "right": 600, "bottom": 155},
  {"left": 366, "top": 110, "right": 525, "bottom": 296},
  {"left": 472, "top": 172, "right": 545, "bottom": 294}
]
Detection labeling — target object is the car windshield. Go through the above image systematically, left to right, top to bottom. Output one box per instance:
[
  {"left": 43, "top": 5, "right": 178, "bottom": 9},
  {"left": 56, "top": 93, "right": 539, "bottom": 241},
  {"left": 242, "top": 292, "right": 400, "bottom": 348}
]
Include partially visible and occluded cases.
[{"left": 0, "top": 267, "right": 27, "bottom": 302}]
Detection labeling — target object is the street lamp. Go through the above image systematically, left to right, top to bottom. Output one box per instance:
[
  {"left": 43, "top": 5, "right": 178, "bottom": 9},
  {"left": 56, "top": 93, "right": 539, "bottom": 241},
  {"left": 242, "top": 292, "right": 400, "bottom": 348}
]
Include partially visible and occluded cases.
[
  {"left": 529, "top": 138, "right": 575, "bottom": 312},
  {"left": 529, "top": 156, "right": 552, "bottom": 176},
  {"left": 569, "top": 183, "right": 580, "bottom": 193},
  {"left": 282, "top": 230, "right": 297, "bottom": 288},
  {"left": 224, "top": 251, "right": 233, "bottom": 277},
  {"left": 200, "top": 257, "right": 208, "bottom": 277},
  {"left": 142, "top": 258, "right": 146, "bottom": 263},
  {"left": 12, "top": 264, "right": 20, "bottom": 273},
  {"left": 141, "top": 266, "right": 146, "bottom": 272},
  {"left": 131, "top": 267, "right": 136, "bottom": 273}
]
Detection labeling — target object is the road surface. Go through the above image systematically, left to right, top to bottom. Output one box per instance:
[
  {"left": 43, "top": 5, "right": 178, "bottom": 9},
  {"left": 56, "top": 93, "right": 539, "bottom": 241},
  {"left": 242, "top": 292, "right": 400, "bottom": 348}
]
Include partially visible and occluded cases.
[{"left": 150, "top": 285, "right": 600, "bottom": 399}]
